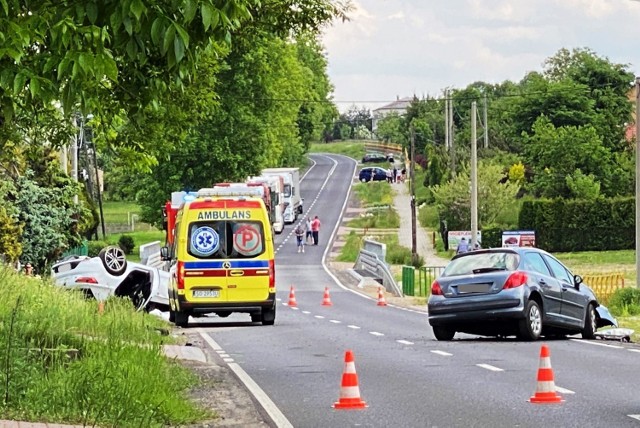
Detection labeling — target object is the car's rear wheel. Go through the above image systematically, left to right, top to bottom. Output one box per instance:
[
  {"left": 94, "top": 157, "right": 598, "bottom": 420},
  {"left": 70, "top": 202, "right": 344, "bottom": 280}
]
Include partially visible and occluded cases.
[
  {"left": 98, "top": 246, "right": 127, "bottom": 276},
  {"left": 518, "top": 300, "right": 542, "bottom": 341},
  {"left": 581, "top": 303, "right": 597, "bottom": 339},
  {"left": 262, "top": 305, "right": 276, "bottom": 326},
  {"left": 174, "top": 311, "right": 189, "bottom": 327},
  {"left": 432, "top": 326, "right": 455, "bottom": 341}
]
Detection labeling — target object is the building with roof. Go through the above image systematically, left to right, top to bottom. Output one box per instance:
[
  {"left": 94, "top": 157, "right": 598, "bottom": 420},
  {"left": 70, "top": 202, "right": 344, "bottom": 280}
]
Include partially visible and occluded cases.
[{"left": 371, "top": 96, "right": 414, "bottom": 133}]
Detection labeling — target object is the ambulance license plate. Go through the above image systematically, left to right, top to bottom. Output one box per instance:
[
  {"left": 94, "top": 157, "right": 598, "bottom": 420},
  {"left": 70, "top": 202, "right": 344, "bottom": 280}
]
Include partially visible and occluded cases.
[{"left": 193, "top": 289, "right": 220, "bottom": 298}]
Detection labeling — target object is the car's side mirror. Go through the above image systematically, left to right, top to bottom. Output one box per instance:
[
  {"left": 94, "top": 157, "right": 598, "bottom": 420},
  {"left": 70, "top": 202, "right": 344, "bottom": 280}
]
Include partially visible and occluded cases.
[
  {"left": 160, "top": 246, "right": 170, "bottom": 261},
  {"left": 574, "top": 274, "right": 583, "bottom": 288}
]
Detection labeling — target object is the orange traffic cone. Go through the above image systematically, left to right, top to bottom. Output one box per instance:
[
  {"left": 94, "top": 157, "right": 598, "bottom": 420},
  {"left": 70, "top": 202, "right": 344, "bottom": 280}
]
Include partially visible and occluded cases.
[
  {"left": 287, "top": 285, "right": 298, "bottom": 307},
  {"left": 322, "top": 287, "right": 333, "bottom": 306},
  {"left": 376, "top": 287, "right": 387, "bottom": 306},
  {"left": 529, "top": 344, "right": 564, "bottom": 404},
  {"left": 333, "top": 350, "right": 368, "bottom": 410}
]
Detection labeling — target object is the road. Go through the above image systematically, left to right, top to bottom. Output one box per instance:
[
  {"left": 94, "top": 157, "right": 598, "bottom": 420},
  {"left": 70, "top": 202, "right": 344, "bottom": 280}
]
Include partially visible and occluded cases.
[{"left": 188, "top": 154, "right": 640, "bottom": 427}]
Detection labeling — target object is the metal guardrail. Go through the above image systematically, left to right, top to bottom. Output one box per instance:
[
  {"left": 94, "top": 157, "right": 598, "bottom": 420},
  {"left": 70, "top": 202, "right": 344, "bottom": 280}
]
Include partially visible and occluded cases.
[
  {"left": 139, "top": 241, "right": 169, "bottom": 271},
  {"left": 354, "top": 249, "right": 402, "bottom": 297}
]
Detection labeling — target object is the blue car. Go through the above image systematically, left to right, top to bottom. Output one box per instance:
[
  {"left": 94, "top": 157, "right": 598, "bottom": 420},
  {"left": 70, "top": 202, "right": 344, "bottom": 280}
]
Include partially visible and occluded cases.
[
  {"left": 358, "top": 167, "right": 388, "bottom": 182},
  {"left": 427, "top": 247, "right": 617, "bottom": 341}
]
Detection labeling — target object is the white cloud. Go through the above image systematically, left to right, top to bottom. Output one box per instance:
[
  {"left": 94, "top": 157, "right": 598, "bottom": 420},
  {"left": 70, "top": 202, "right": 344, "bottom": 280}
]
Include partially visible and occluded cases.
[{"left": 322, "top": 0, "right": 640, "bottom": 111}]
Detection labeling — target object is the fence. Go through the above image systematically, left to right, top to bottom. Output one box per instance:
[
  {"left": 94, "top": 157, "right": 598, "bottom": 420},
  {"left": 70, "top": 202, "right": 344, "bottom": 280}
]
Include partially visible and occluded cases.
[
  {"left": 62, "top": 240, "right": 89, "bottom": 258},
  {"left": 401, "top": 265, "right": 445, "bottom": 297},
  {"left": 583, "top": 273, "right": 625, "bottom": 304}
]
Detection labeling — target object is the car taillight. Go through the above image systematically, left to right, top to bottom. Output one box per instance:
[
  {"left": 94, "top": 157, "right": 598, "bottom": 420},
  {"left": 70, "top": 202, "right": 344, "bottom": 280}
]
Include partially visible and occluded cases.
[
  {"left": 269, "top": 259, "right": 275, "bottom": 288},
  {"left": 177, "top": 261, "right": 185, "bottom": 290},
  {"left": 504, "top": 271, "right": 528, "bottom": 289},
  {"left": 77, "top": 277, "right": 98, "bottom": 284},
  {"left": 431, "top": 280, "right": 443, "bottom": 296}
]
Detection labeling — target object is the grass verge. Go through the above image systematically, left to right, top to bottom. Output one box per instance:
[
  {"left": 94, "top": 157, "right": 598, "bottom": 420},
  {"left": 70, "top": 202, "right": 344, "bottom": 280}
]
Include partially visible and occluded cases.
[{"left": 0, "top": 269, "right": 210, "bottom": 427}]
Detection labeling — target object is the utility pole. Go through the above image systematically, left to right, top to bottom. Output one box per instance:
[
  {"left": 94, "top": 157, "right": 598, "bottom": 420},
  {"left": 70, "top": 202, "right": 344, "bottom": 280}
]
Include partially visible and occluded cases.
[
  {"left": 635, "top": 77, "right": 640, "bottom": 285},
  {"left": 444, "top": 90, "right": 449, "bottom": 150},
  {"left": 449, "top": 91, "right": 455, "bottom": 173},
  {"left": 483, "top": 94, "right": 489, "bottom": 149},
  {"left": 471, "top": 101, "right": 478, "bottom": 249},
  {"left": 72, "top": 116, "right": 79, "bottom": 204},
  {"left": 410, "top": 124, "right": 417, "bottom": 262}
]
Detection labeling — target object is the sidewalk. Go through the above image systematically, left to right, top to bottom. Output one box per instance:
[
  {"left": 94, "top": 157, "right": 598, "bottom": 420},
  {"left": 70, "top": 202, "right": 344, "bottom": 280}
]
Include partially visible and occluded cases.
[{"left": 392, "top": 180, "right": 449, "bottom": 267}]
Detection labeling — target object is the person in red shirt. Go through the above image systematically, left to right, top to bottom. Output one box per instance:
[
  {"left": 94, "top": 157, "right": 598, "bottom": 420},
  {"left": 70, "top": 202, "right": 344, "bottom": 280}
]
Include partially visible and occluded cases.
[{"left": 311, "top": 215, "right": 321, "bottom": 245}]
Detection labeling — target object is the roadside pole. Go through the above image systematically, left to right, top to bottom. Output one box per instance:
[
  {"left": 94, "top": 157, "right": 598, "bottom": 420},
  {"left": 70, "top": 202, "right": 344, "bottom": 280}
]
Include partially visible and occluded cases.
[
  {"left": 636, "top": 77, "right": 640, "bottom": 287},
  {"left": 471, "top": 101, "right": 478, "bottom": 249},
  {"left": 410, "top": 124, "right": 417, "bottom": 262}
]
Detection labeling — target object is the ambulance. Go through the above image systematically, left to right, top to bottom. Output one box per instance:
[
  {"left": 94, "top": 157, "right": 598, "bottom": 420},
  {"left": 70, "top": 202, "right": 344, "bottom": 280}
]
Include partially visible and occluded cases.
[{"left": 162, "top": 190, "right": 276, "bottom": 327}]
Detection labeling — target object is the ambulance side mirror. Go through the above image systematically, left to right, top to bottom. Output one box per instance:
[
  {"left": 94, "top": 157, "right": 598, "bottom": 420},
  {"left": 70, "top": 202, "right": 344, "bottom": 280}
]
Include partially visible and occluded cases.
[{"left": 160, "top": 246, "right": 170, "bottom": 261}]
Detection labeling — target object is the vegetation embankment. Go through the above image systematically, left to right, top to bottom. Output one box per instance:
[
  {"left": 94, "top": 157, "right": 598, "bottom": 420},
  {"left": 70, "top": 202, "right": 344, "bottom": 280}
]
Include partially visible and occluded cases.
[{"left": 0, "top": 270, "right": 209, "bottom": 427}]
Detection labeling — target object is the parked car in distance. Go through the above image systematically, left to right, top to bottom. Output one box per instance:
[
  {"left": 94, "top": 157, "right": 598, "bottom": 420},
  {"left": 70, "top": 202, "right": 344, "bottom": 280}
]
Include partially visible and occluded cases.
[
  {"left": 362, "top": 153, "right": 389, "bottom": 163},
  {"left": 358, "top": 166, "right": 388, "bottom": 182},
  {"left": 51, "top": 246, "right": 170, "bottom": 312},
  {"left": 427, "top": 247, "right": 617, "bottom": 341}
]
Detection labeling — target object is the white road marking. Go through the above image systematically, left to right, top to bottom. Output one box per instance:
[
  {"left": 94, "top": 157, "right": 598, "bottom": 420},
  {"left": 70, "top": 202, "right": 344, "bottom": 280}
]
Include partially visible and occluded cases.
[
  {"left": 301, "top": 310, "right": 311, "bottom": 314},
  {"left": 314, "top": 315, "right": 325, "bottom": 319},
  {"left": 329, "top": 319, "right": 341, "bottom": 324},
  {"left": 347, "top": 325, "right": 361, "bottom": 329},
  {"left": 199, "top": 331, "right": 293, "bottom": 428},
  {"left": 369, "top": 331, "right": 384, "bottom": 337},
  {"left": 571, "top": 338, "right": 624, "bottom": 349},
  {"left": 397, "top": 340, "right": 414, "bottom": 345},
  {"left": 627, "top": 349, "right": 640, "bottom": 353},
  {"left": 431, "top": 350, "right": 453, "bottom": 357},
  {"left": 223, "top": 358, "right": 235, "bottom": 363},
  {"left": 476, "top": 364, "right": 504, "bottom": 372},
  {"left": 555, "top": 386, "right": 575, "bottom": 395},
  {"left": 628, "top": 415, "right": 640, "bottom": 421}
]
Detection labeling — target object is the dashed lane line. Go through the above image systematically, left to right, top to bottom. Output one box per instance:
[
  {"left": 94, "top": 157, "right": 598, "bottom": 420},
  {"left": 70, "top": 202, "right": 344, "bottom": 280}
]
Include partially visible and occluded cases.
[
  {"left": 369, "top": 331, "right": 384, "bottom": 337},
  {"left": 397, "top": 340, "right": 414, "bottom": 345},
  {"left": 431, "top": 350, "right": 452, "bottom": 357},
  {"left": 476, "top": 363, "right": 504, "bottom": 372}
]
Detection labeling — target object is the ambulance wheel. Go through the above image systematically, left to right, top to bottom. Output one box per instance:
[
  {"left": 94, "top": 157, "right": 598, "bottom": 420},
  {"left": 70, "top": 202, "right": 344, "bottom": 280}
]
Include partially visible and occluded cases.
[
  {"left": 99, "top": 246, "right": 127, "bottom": 276},
  {"left": 262, "top": 305, "right": 276, "bottom": 326},
  {"left": 169, "top": 310, "right": 176, "bottom": 323},
  {"left": 174, "top": 311, "right": 189, "bottom": 327},
  {"left": 250, "top": 313, "right": 262, "bottom": 323}
]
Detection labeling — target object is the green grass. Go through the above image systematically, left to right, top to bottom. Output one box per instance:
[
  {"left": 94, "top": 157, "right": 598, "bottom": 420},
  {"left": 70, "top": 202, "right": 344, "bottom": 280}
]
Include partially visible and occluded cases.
[
  {"left": 309, "top": 139, "right": 368, "bottom": 159},
  {"left": 353, "top": 181, "right": 394, "bottom": 207},
  {"left": 102, "top": 201, "right": 142, "bottom": 224},
  {"left": 347, "top": 208, "right": 400, "bottom": 229},
  {"left": 336, "top": 230, "right": 421, "bottom": 266},
  {"left": 0, "top": 269, "right": 212, "bottom": 427}
]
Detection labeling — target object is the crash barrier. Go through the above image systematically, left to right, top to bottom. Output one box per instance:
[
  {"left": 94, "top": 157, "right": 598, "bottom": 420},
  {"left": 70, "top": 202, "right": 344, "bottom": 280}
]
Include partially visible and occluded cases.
[
  {"left": 364, "top": 142, "right": 403, "bottom": 155},
  {"left": 363, "top": 238, "right": 386, "bottom": 262},
  {"left": 62, "top": 240, "right": 89, "bottom": 258},
  {"left": 139, "top": 241, "right": 168, "bottom": 271},
  {"left": 354, "top": 249, "right": 402, "bottom": 297},
  {"left": 582, "top": 273, "right": 625, "bottom": 303}
]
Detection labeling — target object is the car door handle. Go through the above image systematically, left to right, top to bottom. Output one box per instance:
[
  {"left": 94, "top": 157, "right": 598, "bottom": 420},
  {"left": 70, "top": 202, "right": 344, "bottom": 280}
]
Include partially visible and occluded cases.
[{"left": 538, "top": 279, "right": 547, "bottom": 286}]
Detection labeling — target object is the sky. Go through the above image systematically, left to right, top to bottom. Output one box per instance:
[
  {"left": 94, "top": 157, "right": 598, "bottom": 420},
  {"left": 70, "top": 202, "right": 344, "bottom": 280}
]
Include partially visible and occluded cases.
[{"left": 321, "top": 0, "right": 640, "bottom": 112}]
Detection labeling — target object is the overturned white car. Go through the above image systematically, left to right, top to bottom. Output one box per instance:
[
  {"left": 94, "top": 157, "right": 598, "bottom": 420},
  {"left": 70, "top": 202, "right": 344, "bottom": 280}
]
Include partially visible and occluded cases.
[{"left": 51, "top": 246, "right": 170, "bottom": 312}]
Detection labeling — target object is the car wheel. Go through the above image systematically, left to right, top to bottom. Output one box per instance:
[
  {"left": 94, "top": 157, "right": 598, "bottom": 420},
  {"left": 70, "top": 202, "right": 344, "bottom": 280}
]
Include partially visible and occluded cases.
[
  {"left": 98, "top": 246, "right": 127, "bottom": 276},
  {"left": 518, "top": 300, "right": 542, "bottom": 341},
  {"left": 581, "top": 303, "right": 597, "bottom": 339},
  {"left": 261, "top": 305, "right": 276, "bottom": 326},
  {"left": 169, "top": 310, "right": 176, "bottom": 323},
  {"left": 174, "top": 311, "right": 189, "bottom": 327},
  {"left": 216, "top": 312, "right": 231, "bottom": 318},
  {"left": 432, "top": 326, "right": 455, "bottom": 341}
]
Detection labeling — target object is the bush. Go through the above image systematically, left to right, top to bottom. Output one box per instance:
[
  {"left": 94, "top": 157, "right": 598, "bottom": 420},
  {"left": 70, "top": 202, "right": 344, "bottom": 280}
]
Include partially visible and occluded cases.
[
  {"left": 118, "top": 235, "right": 135, "bottom": 255},
  {"left": 87, "top": 240, "right": 109, "bottom": 257},
  {"left": 608, "top": 287, "right": 640, "bottom": 316}
]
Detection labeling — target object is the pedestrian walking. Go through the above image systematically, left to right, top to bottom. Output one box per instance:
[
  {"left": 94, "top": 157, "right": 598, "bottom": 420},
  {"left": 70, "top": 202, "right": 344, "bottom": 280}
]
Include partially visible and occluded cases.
[
  {"left": 392, "top": 166, "right": 398, "bottom": 183},
  {"left": 386, "top": 168, "right": 392, "bottom": 183},
  {"left": 311, "top": 215, "right": 321, "bottom": 245},
  {"left": 305, "top": 217, "right": 313, "bottom": 244},
  {"left": 295, "top": 223, "right": 305, "bottom": 253}
]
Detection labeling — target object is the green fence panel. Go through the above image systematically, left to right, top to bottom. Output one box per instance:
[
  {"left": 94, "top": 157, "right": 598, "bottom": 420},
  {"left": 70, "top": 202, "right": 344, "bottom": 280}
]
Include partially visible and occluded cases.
[
  {"left": 62, "top": 240, "right": 89, "bottom": 258},
  {"left": 402, "top": 266, "right": 415, "bottom": 296},
  {"left": 417, "top": 266, "right": 445, "bottom": 297}
]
